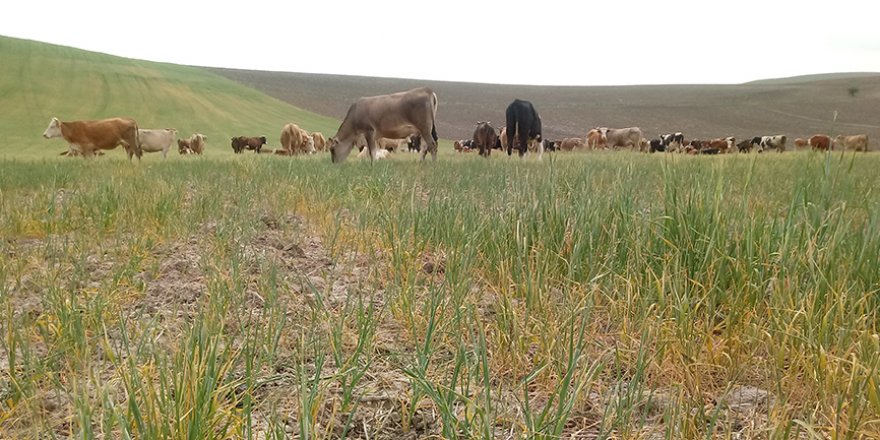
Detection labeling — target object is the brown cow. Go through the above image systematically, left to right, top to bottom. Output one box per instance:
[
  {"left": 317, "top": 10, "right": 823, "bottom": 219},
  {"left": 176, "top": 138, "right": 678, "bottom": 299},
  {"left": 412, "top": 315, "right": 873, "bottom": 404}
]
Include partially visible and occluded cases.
[
  {"left": 329, "top": 87, "right": 438, "bottom": 162},
  {"left": 43, "top": 117, "right": 142, "bottom": 160},
  {"left": 472, "top": 121, "right": 497, "bottom": 157},
  {"left": 280, "top": 123, "right": 314, "bottom": 155},
  {"left": 586, "top": 128, "right": 606, "bottom": 150},
  {"left": 311, "top": 132, "right": 327, "bottom": 152},
  {"left": 809, "top": 134, "right": 832, "bottom": 151},
  {"left": 834, "top": 134, "right": 869, "bottom": 151},
  {"left": 231, "top": 136, "right": 267, "bottom": 154},
  {"left": 558, "top": 137, "right": 586, "bottom": 151},
  {"left": 178, "top": 138, "right": 194, "bottom": 154},
  {"left": 794, "top": 138, "right": 809, "bottom": 150}
]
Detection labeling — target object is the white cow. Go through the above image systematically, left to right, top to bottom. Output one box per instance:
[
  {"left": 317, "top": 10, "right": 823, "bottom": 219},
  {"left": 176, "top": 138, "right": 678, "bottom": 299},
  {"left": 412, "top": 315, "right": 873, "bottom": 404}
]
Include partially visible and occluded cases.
[{"left": 138, "top": 128, "right": 178, "bottom": 158}]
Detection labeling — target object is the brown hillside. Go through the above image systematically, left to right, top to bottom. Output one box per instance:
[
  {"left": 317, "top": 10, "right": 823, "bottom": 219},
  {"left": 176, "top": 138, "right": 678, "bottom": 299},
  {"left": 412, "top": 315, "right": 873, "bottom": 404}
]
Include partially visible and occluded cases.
[{"left": 208, "top": 68, "right": 880, "bottom": 145}]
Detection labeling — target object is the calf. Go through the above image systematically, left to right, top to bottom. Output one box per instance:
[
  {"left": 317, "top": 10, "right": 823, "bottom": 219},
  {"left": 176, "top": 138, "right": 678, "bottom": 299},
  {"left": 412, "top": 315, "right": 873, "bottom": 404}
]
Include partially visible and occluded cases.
[{"left": 472, "top": 121, "right": 498, "bottom": 157}]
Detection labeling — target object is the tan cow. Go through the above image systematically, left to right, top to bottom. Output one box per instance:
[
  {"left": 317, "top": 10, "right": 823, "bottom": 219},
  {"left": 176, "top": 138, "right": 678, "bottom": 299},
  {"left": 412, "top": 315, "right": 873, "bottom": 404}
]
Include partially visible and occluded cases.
[
  {"left": 329, "top": 87, "right": 438, "bottom": 162},
  {"left": 43, "top": 117, "right": 142, "bottom": 160},
  {"left": 280, "top": 123, "right": 315, "bottom": 155},
  {"left": 598, "top": 127, "right": 643, "bottom": 150},
  {"left": 139, "top": 128, "right": 178, "bottom": 158},
  {"left": 586, "top": 128, "right": 606, "bottom": 150},
  {"left": 311, "top": 132, "right": 327, "bottom": 152},
  {"left": 809, "top": 134, "right": 832, "bottom": 151},
  {"left": 834, "top": 134, "right": 869, "bottom": 151},
  {"left": 378, "top": 137, "right": 409, "bottom": 152},
  {"left": 558, "top": 137, "right": 586, "bottom": 151},
  {"left": 794, "top": 138, "right": 809, "bottom": 150}
]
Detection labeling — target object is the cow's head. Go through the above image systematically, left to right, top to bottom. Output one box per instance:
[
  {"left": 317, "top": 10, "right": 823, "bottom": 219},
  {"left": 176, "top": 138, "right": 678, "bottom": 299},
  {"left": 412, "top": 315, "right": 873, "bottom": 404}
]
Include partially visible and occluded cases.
[
  {"left": 43, "top": 117, "right": 62, "bottom": 139},
  {"left": 260, "top": 136, "right": 267, "bottom": 145},
  {"left": 329, "top": 136, "right": 355, "bottom": 163}
]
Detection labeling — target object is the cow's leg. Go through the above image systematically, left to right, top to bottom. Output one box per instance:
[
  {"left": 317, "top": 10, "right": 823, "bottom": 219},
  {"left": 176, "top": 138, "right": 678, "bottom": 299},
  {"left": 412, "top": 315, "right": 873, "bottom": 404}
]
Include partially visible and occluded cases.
[{"left": 365, "top": 133, "right": 378, "bottom": 163}]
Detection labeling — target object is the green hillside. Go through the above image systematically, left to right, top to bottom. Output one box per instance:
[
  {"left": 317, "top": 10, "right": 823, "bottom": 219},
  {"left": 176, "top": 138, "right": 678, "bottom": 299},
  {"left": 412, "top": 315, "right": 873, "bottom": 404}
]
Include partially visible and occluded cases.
[{"left": 0, "top": 36, "right": 340, "bottom": 158}]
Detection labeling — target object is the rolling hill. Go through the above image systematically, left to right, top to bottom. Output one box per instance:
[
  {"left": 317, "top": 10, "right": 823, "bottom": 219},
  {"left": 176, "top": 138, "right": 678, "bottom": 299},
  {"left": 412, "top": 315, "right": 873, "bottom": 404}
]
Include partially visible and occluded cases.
[
  {"left": 0, "top": 36, "right": 339, "bottom": 158},
  {"left": 209, "top": 68, "right": 880, "bottom": 144}
]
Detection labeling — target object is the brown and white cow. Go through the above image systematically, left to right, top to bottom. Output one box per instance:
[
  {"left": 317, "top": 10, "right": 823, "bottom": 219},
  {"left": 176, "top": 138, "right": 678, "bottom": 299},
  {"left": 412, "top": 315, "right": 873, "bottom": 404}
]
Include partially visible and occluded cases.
[
  {"left": 329, "top": 87, "right": 438, "bottom": 162},
  {"left": 43, "top": 117, "right": 142, "bottom": 160},
  {"left": 472, "top": 121, "right": 497, "bottom": 158},
  {"left": 280, "top": 123, "right": 314, "bottom": 155},
  {"left": 598, "top": 127, "right": 643, "bottom": 150},
  {"left": 139, "top": 128, "right": 178, "bottom": 158},
  {"left": 311, "top": 132, "right": 327, "bottom": 152},
  {"left": 178, "top": 133, "right": 207, "bottom": 155},
  {"left": 809, "top": 134, "right": 832, "bottom": 152},
  {"left": 834, "top": 134, "right": 869, "bottom": 151},
  {"left": 758, "top": 135, "right": 786, "bottom": 153}
]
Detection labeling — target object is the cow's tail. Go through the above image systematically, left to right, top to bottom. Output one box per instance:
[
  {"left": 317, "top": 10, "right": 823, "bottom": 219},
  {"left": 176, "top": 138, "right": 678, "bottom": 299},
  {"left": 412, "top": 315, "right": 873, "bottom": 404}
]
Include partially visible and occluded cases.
[
  {"left": 430, "top": 91, "right": 439, "bottom": 142},
  {"left": 132, "top": 119, "right": 143, "bottom": 159}
]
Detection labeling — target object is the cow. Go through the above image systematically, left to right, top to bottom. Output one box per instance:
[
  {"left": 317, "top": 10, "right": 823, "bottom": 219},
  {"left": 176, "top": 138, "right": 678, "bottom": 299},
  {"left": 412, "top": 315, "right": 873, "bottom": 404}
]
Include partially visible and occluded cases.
[
  {"left": 329, "top": 87, "right": 438, "bottom": 162},
  {"left": 505, "top": 99, "right": 543, "bottom": 159},
  {"left": 42, "top": 117, "right": 142, "bottom": 160},
  {"left": 472, "top": 121, "right": 498, "bottom": 157},
  {"left": 280, "top": 123, "right": 314, "bottom": 155},
  {"left": 599, "top": 127, "right": 643, "bottom": 150},
  {"left": 138, "top": 128, "right": 177, "bottom": 158},
  {"left": 586, "top": 128, "right": 606, "bottom": 150},
  {"left": 311, "top": 132, "right": 327, "bottom": 152},
  {"left": 660, "top": 132, "right": 684, "bottom": 152},
  {"left": 189, "top": 133, "right": 207, "bottom": 154},
  {"left": 407, "top": 134, "right": 422, "bottom": 152},
  {"left": 807, "top": 134, "right": 832, "bottom": 151},
  {"left": 834, "top": 134, "right": 869, "bottom": 152},
  {"left": 758, "top": 135, "right": 786, "bottom": 153},
  {"left": 231, "top": 136, "right": 267, "bottom": 154},
  {"left": 378, "top": 137, "right": 410, "bottom": 152},
  {"left": 558, "top": 137, "right": 586, "bottom": 151},
  {"left": 705, "top": 137, "right": 735, "bottom": 154},
  {"left": 178, "top": 138, "right": 194, "bottom": 155},
  {"left": 736, "top": 138, "right": 756, "bottom": 153},
  {"left": 794, "top": 138, "right": 809, "bottom": 150},
  {"left": 454, "top": 139, "right": 475, "bottom": 152},
  {"left": 543, "top": 139, "right": 559, "bottom": 152},
  {"left": 648, "top": 139, "right": 665, "bottom": 153},
  {"left": 357, "top": 147, "right": 391, "bottom": 160}
]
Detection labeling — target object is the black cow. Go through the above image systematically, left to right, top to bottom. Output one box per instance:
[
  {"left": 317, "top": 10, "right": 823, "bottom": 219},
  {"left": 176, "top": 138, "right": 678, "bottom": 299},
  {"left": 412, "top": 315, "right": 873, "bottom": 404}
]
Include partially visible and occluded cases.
[
  {"left": 505, "top": 99, "right": 542, "bottom": 158},
  {"left": 660, "top": 132, "right": 684, "bottom": 151},
  {"left": 407, "top": 134, "right": 421, "bottom": 152},
  {"left": 649, "top": 139, "right": 666, "bottom": 153}
]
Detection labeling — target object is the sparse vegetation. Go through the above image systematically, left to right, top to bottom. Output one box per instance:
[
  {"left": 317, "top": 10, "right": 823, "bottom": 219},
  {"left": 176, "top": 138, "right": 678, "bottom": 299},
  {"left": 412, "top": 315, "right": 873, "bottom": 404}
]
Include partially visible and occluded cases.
[
  {"left": 849, "top": 86, "right": 860, "bottom": 97},
  {"left": 2, "top": 152, "right": 880, "bottom": 439}
]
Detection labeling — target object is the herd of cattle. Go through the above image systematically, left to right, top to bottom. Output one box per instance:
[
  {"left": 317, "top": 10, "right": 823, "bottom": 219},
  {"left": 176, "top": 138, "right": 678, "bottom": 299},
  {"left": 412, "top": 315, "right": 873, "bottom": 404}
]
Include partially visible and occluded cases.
[{"left": 41, "top": 86, "right": 871, "bottom": 161}]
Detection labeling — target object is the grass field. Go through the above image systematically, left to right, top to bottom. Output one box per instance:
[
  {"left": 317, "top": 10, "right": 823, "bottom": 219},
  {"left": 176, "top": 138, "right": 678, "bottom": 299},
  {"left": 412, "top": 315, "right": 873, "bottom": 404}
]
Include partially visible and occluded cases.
[
  {"left": 0, "top": 36, "right": 340, "bottom": 159},
  {"left": 2, "top": 151, "right": 879, "bottom": 439}
]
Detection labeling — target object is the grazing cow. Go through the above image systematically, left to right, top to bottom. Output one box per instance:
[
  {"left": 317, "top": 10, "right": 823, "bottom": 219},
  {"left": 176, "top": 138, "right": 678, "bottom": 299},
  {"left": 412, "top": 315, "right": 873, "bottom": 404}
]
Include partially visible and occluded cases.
[
  {"left": 329, "top": 87, "right": 438, "bottom": 162},
  {"left": 505, "top": 99, "right": 543, "bottom": 158},
  {"left": 42, "top": 117, "right": 142, "bottom": 160},
  {"left": 472, "top": 121, "right": 498, "bottom": 157},
  {"left": 280, "top": 123, "right": 314, "bottom": 155},
  {"left": 599, "top": 127, "right": 643, "bottom": 150},
  {"left": 138, "top": 128, "right": 178, "bottom": 158},
  {"left": 586, "top": 128, "right": 606, "bottom": 150},
  {"left": 311, "top": 132, "right": 327, "bottom": 152},
  {"left": 660, "top": 132, "right": 684, "bottom": 152},
  {"left": 189, "top": 133, "right": 207, "bottom": 154},
  {"left": 407, "top": 134, "right": 422, "bottom": 152},
  {"left": 809, "top": 134, "right": 832, "bottom": 151},
  {"left": 834, "top": 134, "right": 869, "bottom": 151},
  {"left": 758, "top": 135, "right": 786, "bottom": 153},
  {"left": 232, "top": 136, "right": 268, "bottom": 154},
  {"left": 378, "top": 137, "right": 410, "bottom": 152},
  {"left": 558, "top": 137, "right": 586, "bottom": 151},
  {"left": 705, "top": 137, "right": 735, "bottom": 154},
  {"left": 178, "top": 138, "right": 194, "bottom": 155},
  {"left": 736, "top": 138, "right": 755, "bottom": 153},
  {"left": 794, "top": 138, "right": 809, "bottom": 150},
  {"left": 454, "top": 139, "right": 476, "bottom": 152},
  {"left": 543, "top": 139, "right": 559, "bottom": 152},
  {"left": 649, "top": 139, "right": 665, "bottom": 153}
]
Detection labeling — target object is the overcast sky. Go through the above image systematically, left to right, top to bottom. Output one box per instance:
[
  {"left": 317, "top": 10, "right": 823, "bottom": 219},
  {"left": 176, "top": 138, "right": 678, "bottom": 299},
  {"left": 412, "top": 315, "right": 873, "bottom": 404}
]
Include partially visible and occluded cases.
[{"left": 2, "top": 0, "right": 879, "bottom": 86}]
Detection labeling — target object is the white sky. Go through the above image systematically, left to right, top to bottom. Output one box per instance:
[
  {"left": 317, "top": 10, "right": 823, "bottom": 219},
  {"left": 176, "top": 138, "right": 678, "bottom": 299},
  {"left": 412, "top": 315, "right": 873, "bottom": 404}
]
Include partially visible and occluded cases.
[{"left": 2, "top": 0, "right": 879, "bottom": 85}]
